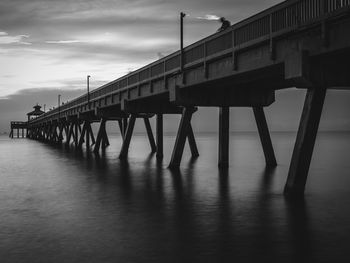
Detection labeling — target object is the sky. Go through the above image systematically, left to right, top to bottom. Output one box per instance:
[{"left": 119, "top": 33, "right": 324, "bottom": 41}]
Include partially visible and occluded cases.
[{"left": 1, "top": 0, "right": 350, "bottom": 133}]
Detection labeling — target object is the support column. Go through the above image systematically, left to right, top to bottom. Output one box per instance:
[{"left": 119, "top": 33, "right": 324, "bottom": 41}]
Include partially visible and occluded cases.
[
  {"left": 284, "top": 87, "right": 327, "bottom": 196},
  {"left": 169, "top": 107, "right": 194, "bottom": 168},
  {"left": 218, "top": 107, "right": 230, "bottom": 169},
  {"left": 253, "top": 107, "right": 277, "bottom": 167},
  {"left": 156, "top": 114, "right": 163, "bottom": 159},
  {"left": 119, "top": 115, "right": 136, "bottom": 159},
  {"left": 123, "top": 117, "right": 128, "bottom": 136},
  {"left": 144, "top": 117, "right": 157, "bottom": 153},
  {"left": 94, "top": 119, "right": 107, "bottom": 153},
  {"left": 118, "top": 119, "right": 124, "bottom": 140},
  {"left": 78, "top": 121, "right": 87, "bottom": 148},
  {"left": 85, "top": 121, "right": 90, "bottom": 149},
  {"left": 74, "top": 122, "right": 79, "bottom": 147},
  {"left": 87, "top": 122, "right": 95, "bottom": 145},
  {"left": 65, "top": 123, "right": 74, "bottom": 147},
  {"left": 52, "top": 124, "right": 59, "bottom": 143},
  {"left": 58, "top": 124, "right": 63, "bottom": 142},
  {"left": 64, "top": 124, "right": 69, "bottom": 141},
  {"left": 187, "top": 124, "right": 199, "bottom": 158},
  {"left": 45, "top": 125, "right": 49, "bottom": 141},
  {"left": 47, "top": 125, "right": 51, "bottom": 141},
  {"left": 48, "top": 125, "right": 52, "bottom": 141},
  {"left": 50, "top": 125, "right": 53, "bottom": 141},
  {"left": 51, "top": 125, "right": 54, "bottom": 142},
  {"left": 43, "top": 126, "right": 46, "bottom": 140},
  {"left": 44, "top": 126, "right": 47, "bottom": 140},
  {"left": 101, "top": 129, "right": 110, "bottom": 149}
]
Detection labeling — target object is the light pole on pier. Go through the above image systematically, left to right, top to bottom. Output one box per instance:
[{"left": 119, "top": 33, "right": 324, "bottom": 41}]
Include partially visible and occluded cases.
[
  {"left": 180, "top": 12, "right": 187, "bottom": 85},
  {"left": 180, "top": 12, "right": 186, "bottom": 77},
  {"left": 87, "top": 75, "right": 91, "bottom": 109},
  {"left": 58, "top": 94, "right": 61, "bottom": 118}
]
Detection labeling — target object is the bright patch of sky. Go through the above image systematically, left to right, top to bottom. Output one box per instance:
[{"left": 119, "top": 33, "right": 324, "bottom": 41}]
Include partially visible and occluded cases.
[{"left": 0, "top": 31, "right": 31, "bottom": 45}]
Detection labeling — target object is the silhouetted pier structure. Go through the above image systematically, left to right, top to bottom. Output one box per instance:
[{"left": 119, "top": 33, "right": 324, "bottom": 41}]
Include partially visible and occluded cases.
[
  {"left": 15, "top": 0, "right": 350, "bottom": 195},
  {"left": 10, "top": 104, "right": 45, "bottom": 138},
  {"left": 9, "top": 122, "right": 27, "bottom": 138}
]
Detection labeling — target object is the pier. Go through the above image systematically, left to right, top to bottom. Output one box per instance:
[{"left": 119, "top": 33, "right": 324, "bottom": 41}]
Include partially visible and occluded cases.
[
  {"left": 15, "top": 0, "right": 350, "bottom": 196},
  {"left": 9, "top": 122, "right": 27, "bottom": 138}
]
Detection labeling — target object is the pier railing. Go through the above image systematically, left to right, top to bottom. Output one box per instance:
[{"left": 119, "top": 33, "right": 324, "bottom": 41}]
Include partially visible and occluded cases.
[{"left": 30, "top": 0, "right": 350, "bottom": 124}]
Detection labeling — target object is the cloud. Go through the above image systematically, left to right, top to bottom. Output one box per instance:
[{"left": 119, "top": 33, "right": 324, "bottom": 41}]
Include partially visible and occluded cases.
[
  {"left": 195, "top": 14, "right": 221, "bottom": 21},
  {"left": 0, "top": 31, "right": 31, "bottom": 45},
  {"left": 45, "top": 33, "right": 177, "bottom": 49},
  {"left": 45, "top": 40, "right": 86, "bottom": 44},
  {"left": 1, "top": 74, "right": 14, "bottom": 78}
]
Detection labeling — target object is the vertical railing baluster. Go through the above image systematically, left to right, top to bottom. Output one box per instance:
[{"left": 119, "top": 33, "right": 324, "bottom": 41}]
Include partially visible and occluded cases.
[{"left": 310, "top": 0, "right": 312, "bottom": 18}]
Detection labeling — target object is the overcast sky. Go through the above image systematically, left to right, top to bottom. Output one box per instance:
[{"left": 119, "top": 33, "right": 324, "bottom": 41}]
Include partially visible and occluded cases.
[
  {"left": 0, "top": 0, "right": 281, "bottom": 97},
  {"left": 1, "top": 0, "right": 349, "bottom": 133}
]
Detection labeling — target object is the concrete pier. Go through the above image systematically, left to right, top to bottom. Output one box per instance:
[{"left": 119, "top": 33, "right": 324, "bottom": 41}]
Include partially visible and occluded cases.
[{"left": 19, "top": 1, "right": 350, "bottom": 195}]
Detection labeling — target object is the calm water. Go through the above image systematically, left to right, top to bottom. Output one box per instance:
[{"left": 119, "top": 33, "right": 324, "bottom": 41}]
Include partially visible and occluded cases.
[{"left": 1, "top": 132, "right": 350, "bottom": 263}]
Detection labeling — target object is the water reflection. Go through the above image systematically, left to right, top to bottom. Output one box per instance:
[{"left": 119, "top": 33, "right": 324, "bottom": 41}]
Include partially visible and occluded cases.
[
  {"left": 2, "top": 133, "right": 350, "bottom": 262},
  {"left": 58, "top": 143, "right": 311, "bottom": 262},
  {"left": 216, "top": 169, "right": 234, "bottom": 262},
  {"left": 284, "top": 197, "right": 311, "bottom": 262}
]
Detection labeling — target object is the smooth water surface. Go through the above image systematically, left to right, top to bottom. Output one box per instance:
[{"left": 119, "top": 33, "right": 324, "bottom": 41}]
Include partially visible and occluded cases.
[{"left": 1, "top": 132, "right": 350, "bottom": 262}]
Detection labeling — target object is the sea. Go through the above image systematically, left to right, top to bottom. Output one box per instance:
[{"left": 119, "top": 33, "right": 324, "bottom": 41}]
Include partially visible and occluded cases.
[{"left": 1, "top": 132, "right": 350, "bottom": 263}]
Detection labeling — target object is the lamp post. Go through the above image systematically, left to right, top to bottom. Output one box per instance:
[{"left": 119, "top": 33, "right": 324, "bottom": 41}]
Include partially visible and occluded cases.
[
  {"left": 180, "top": 12, "right": 186, "bottom": 76},
  {"left": 87, "top": 75, "right": 91, "bottom": 108},
  {"left": 58, "top": 94, "right": 61, "bottom": 118}
]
